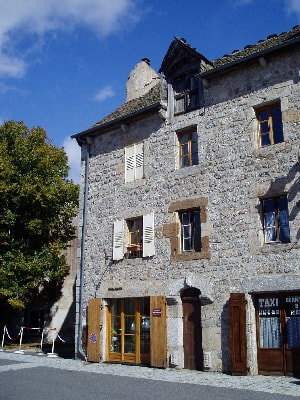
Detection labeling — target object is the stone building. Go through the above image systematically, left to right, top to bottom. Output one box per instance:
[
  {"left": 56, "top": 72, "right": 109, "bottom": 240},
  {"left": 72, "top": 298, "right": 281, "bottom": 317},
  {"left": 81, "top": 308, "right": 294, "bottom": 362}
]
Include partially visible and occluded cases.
[{"left": 72, "top": 26, "right": 300, "bottom": 376}]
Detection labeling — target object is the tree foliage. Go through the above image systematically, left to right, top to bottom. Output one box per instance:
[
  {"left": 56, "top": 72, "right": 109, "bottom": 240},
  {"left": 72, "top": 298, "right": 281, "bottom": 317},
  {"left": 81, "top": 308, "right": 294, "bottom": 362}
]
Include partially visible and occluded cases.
[{"left": 0, "top": 121, "right": 79, "bottom": 309}]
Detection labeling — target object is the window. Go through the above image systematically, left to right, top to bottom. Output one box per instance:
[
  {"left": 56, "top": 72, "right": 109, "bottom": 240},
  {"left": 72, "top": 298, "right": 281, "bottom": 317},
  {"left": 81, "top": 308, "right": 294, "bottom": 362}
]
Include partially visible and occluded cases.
[
  {"left": 174, "top": 75, "right": 200, "bottom": 114},
  {"left": 256, "top": 103, "right": 284, "bottom": 147},
  {"left": 178, "top": 130, "right": 198, "bottom": 168},
  {"left": 125, "top": 143, "right": 144, "bottom": 182},
  {"left": 262, "top": 196, "right": 290, "bottom": 244},
  {"left": 179, "top": 210, "right": 201, "bottom": 252},
  {"left": 113, "top": 214, "right": 155, "bottom": 260},
  {"left": 127, "top": 217, "right": 143, "bottom": 258}
]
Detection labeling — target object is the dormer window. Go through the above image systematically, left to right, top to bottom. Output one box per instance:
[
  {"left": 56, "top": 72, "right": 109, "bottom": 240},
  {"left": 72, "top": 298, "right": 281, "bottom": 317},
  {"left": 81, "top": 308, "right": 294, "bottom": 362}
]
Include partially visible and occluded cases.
[{"left": 174, "top": 75, "right": 200, "bottom": 114}]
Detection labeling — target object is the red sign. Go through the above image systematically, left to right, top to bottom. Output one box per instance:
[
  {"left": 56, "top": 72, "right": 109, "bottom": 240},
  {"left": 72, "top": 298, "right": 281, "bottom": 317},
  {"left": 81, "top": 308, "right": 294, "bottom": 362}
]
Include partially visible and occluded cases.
[{"left": 152, "top": 308, "right": 162, "bottom": 317}]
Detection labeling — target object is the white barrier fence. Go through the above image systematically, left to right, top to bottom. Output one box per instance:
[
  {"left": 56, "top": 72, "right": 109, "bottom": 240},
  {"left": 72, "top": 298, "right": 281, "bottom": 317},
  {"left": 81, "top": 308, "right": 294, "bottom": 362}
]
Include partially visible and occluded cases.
[{"left": 1, "top": 325, "right": 65, "bottom": 357}]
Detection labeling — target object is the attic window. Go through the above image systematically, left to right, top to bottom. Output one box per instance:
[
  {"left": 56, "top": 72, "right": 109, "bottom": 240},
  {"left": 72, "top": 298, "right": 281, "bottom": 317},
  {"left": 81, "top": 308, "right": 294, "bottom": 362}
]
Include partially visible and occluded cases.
[{"left": 174, "top": 75, "right": 200, "bottom": 114}]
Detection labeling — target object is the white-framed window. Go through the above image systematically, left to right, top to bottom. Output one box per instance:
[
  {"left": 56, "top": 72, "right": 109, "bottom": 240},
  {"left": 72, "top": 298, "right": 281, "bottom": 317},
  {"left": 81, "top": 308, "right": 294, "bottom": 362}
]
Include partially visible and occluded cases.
[
  {"left": 125, "top": 143, "right": 144, "bottom": 182},
  {"left": 179, "top": 209, "right": 201, "bottom": 252},
  {"left": 113, "top": 213, "right": 155, "bottom": 260}
]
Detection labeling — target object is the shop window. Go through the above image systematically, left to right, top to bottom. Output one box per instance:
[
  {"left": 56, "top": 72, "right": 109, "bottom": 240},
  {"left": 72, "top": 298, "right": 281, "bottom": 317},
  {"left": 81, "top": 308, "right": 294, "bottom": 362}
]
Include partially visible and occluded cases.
[
  {"left": 174, "top": 75, "right": 200, "bottom": 114},
  {"left": 256, "top": 102, "right": 284, "bottom": 147},
  {"left": 178, "top": 129, "right": 198, "bottom": 168},
  {"left": 125, "top": 142, "right": 144, "bottom": 182},
  {"left": 262, "top": 196, "right": 290, "bottom": 244},
  {"left": 179, "top": 209, "right": 201, "bottom": 252},
  {"left": 113, "top": 213, "right": 155, "bottom": 260},
  {"left": 258, "top": 296, "right": 281, "bottom": 348}
]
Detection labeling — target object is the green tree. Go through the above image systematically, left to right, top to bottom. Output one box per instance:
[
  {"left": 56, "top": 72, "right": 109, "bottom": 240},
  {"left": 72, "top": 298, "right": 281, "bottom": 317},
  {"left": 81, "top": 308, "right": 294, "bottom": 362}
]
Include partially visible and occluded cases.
[{"left": 0, "top": 121, "right": 79, "bottom": 309}]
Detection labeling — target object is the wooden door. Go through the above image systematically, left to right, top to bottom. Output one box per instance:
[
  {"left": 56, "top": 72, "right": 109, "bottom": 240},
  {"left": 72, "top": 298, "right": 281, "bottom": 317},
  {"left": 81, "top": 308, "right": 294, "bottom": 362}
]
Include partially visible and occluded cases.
[
  {"left": 181, "top": 288, "right": 202, "bottom": 370},
  {"left": 229, "top": 293, "right": 247, "bottom": 375},
  {"left": 150, "top": 296, "right": 167, "bottom": 368},
  {"left": 87, "top": 298, "right": 102, "bottom": 362}
]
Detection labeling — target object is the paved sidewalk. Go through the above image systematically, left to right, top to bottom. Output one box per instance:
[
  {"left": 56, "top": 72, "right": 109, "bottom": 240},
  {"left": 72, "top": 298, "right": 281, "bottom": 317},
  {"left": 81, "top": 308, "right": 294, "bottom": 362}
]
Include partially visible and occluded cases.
[{"left": 0, "top": 350, "right": 299, "bottom": 397}]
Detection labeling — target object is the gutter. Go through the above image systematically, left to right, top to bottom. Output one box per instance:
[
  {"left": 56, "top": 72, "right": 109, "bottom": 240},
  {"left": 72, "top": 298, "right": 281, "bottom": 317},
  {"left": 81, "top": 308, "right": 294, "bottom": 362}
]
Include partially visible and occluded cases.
[{"left": 76, "top": 140, "right": 90, "bottom": 361}]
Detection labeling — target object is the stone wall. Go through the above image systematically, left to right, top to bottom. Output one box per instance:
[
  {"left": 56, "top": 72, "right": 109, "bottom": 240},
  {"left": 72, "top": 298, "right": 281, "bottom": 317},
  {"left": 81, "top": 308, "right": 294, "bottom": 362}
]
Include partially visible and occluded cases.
[{"left": 77, "top": 45, "right": 300, "bottom": 372}]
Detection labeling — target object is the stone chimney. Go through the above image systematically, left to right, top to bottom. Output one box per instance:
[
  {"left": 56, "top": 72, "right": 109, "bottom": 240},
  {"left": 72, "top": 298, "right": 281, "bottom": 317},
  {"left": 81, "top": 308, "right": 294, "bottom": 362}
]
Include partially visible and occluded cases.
[{"left": 126, "top": 58, "right": 159, "bottom": 102}]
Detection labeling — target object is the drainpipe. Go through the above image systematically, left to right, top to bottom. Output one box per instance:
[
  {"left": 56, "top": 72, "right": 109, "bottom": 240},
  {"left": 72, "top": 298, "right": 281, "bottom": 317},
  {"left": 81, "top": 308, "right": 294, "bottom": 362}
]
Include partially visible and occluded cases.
[{"left": 76, "top": 138, "right": 91, "bottom": 360}]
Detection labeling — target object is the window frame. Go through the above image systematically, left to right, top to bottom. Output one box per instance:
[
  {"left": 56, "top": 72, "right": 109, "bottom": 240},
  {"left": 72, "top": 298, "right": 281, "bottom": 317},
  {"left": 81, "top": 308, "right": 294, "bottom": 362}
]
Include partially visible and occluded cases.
[
  {"left": 173, "top": 75, "right": 200, "bottom": 115},
  {"left": 256, "top": 102, "right": 284, "bottom": 147},
  {"left": 178, "top": 129, "right": 198, "bottom": 168},
  {"left": 261, "top": 195, "right": 291, "bottom": 244},
  {"left": 179, "top": 209, "right": 201, "bottom": 253},
  {"left": 112, "top": 214, "right": 155, "bottom": 260},
  {"left": 126, "top": 217, "right": 143, "bottom": 258}
]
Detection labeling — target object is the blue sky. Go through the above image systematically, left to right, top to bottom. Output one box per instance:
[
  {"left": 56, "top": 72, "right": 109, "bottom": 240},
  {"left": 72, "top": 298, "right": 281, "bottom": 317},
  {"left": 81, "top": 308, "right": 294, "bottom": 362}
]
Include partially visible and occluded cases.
[{"left": 0, "top": 0, "right": 299, "bottom": 182}]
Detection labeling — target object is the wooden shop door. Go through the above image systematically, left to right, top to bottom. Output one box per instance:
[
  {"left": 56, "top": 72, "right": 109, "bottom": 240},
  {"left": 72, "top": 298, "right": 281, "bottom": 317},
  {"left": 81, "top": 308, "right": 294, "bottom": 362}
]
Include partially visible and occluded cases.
[{"left": 87, "top": 298, "right": 102, "bottom": 362}]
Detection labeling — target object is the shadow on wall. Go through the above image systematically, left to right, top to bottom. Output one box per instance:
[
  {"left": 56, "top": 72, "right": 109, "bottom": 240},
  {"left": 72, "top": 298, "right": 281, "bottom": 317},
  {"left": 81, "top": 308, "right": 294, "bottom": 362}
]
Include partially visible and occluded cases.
[{"left": 221, "top": 300, "right": 231, "bottom": 374}]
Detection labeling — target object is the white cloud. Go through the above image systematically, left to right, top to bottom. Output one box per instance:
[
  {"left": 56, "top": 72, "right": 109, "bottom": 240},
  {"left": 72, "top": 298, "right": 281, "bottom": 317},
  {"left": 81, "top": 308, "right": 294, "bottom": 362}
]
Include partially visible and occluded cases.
[
  {"left": 0, "top": 0, "right": 139, "bottom": 78},
  {"left": 285, "top": 0, "right": 300, "bottom": 22},
  {"left": 0, "top": 53, "right": 26, "bottom": 78},
  {"left": 93, "top": 86, "right": 115, "bottom": 102},
  {"left": 62, "top": 136, "right": 81, "bottom": 183}
]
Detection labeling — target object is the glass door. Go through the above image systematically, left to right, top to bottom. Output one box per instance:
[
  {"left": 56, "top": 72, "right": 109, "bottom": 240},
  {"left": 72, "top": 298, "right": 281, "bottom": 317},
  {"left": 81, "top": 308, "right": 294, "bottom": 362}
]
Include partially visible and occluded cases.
[{"left": 108, "top": 297, "right": 150, "bottom": 364}]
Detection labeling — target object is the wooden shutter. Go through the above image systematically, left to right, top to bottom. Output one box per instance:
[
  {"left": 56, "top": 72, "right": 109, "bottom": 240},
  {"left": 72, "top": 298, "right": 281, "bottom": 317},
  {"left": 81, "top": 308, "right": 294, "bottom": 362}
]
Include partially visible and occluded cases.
[
  {"left": 135, "top": 142, "right": 144, "bottom": 180},
  {"left": 125, "top": 145, "right": 135, "bottom": 182},
  {"left": 143, "top": 213, "right": 155, "bottom": 257},
  {"left": 113, "top": 220, "right": 124, "bottom": 260},
  {"left": 229, "top": 293, "right": 247, "bottom": 375},
  {"left": 150, "top": 296, "right": 167, "bottom": 368},
  {"left": 87, "top": 298, "right": 102, "bottom": 362}
]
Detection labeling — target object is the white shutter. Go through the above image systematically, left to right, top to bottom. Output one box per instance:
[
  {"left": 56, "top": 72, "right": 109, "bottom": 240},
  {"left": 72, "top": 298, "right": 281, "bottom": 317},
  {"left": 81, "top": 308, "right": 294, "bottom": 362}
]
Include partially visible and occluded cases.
[
  {"left": 135, "top": 142, "right": 144, "bottom": 180},
  {"left": 125, "top": 145, "right": 135, "bottom": 182},
  {"left": 143, "top": 213, "right": 155, "bottom": 257},
  {"left": 113, "top": 220, "right": 124, "bottom": 260}
]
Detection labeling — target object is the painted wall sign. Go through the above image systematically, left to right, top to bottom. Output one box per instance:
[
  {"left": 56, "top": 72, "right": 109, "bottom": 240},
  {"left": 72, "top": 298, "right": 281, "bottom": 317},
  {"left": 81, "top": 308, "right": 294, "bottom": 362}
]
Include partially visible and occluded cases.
[{"left": 152, "top": 308, "right": 162, "bottom": 317}]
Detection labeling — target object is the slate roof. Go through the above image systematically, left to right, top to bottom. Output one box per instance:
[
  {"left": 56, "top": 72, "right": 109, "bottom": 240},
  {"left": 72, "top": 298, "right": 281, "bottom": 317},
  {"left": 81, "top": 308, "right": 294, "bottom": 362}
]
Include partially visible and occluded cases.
[
  {"left": 205, "top": 25, "right": 300, "bottom": 74},
  {"left": 93, "top": 83, "right": 161, "bottom": 127}
]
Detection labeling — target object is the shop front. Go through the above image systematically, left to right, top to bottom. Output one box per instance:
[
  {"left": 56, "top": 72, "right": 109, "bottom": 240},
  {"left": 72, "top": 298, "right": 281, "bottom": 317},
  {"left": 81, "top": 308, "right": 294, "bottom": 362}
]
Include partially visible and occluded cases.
[
  {"left": 255, "top": 291, "right": 300, "bottom": 377},
  {"left": 86, "top": 296, "right": 167, "bottom": 368}
]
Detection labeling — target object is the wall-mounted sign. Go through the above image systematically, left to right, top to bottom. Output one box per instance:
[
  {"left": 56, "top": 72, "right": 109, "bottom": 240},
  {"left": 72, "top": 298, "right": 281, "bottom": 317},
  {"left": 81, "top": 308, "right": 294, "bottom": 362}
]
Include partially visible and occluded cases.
[
  {"left": 152, "top": 308, "right": 162, "bottom": 317},
  {"left": 90, "top": 333, "right": 97, "bottom": 344}
]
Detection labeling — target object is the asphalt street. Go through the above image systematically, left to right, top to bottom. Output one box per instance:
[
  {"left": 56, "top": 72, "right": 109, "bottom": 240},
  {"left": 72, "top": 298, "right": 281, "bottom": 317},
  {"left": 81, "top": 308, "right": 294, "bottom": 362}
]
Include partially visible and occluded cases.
[{"left": 0, "top": 352, "right": 299, "bottom": 400}]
